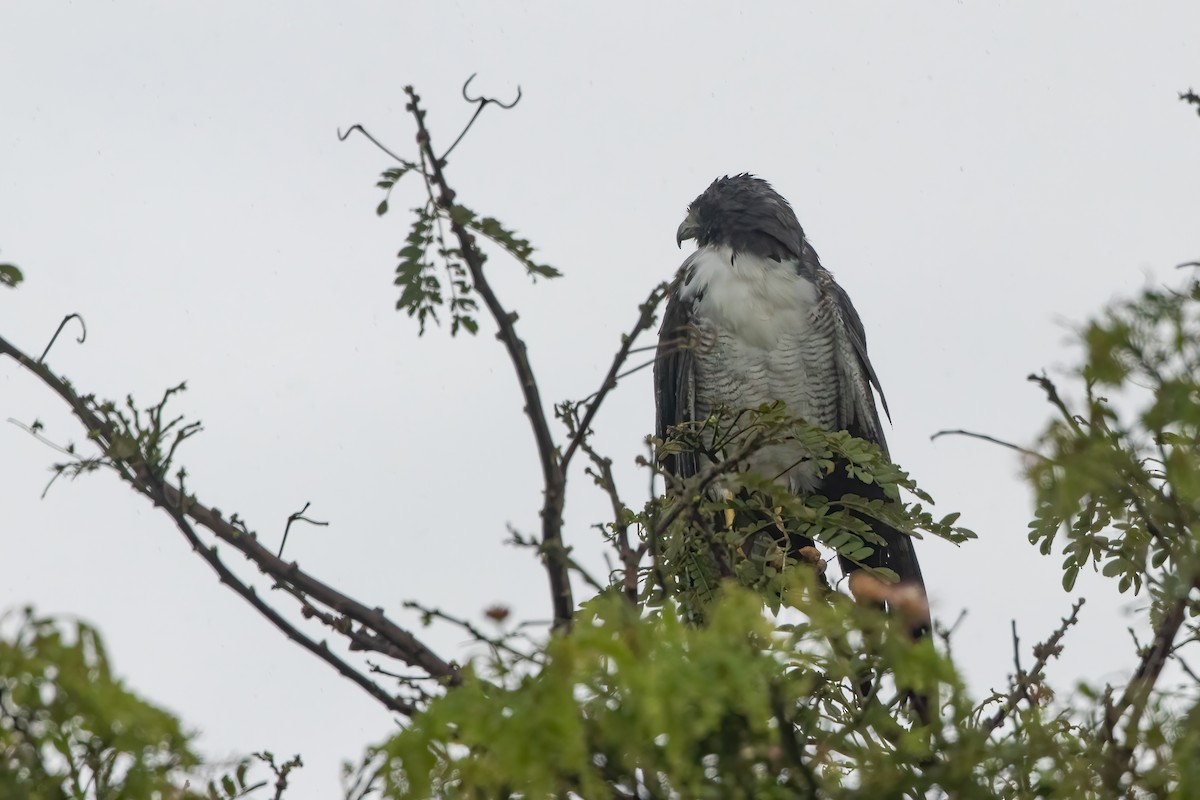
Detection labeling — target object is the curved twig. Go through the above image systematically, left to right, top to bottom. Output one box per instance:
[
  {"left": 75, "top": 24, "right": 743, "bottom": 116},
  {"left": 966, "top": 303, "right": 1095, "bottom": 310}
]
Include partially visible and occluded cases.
[
  {"left": 461, "top": 73, "right": 522, "bottom": 110},
  {"left": 440, "top": 74, "right": 522, "bottom": 161},
  {"left": 337, "top": 124, "right": 411, "bottom": 165},
  {"left": 39, "top": 313, "right": 86, "bottom": 363},
  {"left": 929, "top": 428, "right": 1044, "bottom": 459},
  {"left": 278, "top": 501, "right": 330, "bottom": 558}
]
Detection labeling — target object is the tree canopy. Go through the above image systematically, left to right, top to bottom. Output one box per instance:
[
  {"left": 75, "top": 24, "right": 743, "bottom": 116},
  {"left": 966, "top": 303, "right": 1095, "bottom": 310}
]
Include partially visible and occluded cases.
[{"left": 2, "top": 85, "right": 1200, "bottom": 799}]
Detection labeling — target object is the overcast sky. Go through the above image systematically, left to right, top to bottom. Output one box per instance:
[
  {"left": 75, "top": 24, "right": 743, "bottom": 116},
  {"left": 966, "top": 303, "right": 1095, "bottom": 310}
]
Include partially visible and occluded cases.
[{"left": 3, "top": 3, "right": 1199, "bottom": 797}]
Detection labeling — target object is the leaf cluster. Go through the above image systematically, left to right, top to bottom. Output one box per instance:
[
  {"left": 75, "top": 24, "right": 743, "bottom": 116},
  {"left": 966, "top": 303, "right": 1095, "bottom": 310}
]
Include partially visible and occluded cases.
[
  {"left": 376, "top": 163, "right": 560, "bottom": 336},
  {"left": 1028, "top": 280, "right": 1200, "bottom": 611},
  {"left": 644, "top": 402, "right": 975, "bottom": 617},
  {"left": 359, "top": 585, "right": 1132, "bottom": 799},
  {"left": 0, "top": 608, "right": 199, "bottom": 799}
]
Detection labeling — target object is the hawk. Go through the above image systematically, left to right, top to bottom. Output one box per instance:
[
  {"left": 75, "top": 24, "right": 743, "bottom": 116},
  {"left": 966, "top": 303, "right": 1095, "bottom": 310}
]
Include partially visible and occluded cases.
[{"left": 655, "top": 174, "right": 929, "bottom": 637}]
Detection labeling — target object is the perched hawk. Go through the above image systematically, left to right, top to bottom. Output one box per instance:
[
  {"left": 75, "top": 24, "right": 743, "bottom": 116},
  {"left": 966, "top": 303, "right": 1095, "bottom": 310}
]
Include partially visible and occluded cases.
[{"left": 655, "top": 174, "right": 929, "bottom": 637}]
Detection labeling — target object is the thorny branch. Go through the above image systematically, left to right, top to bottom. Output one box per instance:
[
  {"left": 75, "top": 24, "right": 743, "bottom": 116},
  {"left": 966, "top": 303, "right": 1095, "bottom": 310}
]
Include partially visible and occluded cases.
[
  {"left": 402, "top": 84, "right": 576, "bottom": 630},
  {"left": 560, "top": 283, "right": 668, "bottom": 471},
  {"left": 0, "top": 332, "right": 459, "bottom": 716},
  {"left": 578, "top": 434, "right": 640, "bottom": 603},
  {"left": 152, "top": 482, "right": 414, "bottom": 715},
  {"left": 1103, "top": 574, "right": 1200, "bottom": 772},
  {"left": 985, "top": 598, "right": 1085, "bottom": 733}
]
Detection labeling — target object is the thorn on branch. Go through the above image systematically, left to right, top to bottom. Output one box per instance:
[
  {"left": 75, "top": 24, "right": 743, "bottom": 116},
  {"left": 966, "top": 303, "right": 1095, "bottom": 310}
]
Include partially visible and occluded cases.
[
  {"left": 38, "top": 313, "right": 86, "bottom": 363},
  {"left": 986, "top": 597, "right": 1085, "bottom": 733}
]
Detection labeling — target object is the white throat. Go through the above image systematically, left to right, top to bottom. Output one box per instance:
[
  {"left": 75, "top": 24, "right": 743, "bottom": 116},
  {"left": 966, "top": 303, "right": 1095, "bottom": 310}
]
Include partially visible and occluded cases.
[{"left": 680, "top": 245, "right": 818, "bottom": 350}]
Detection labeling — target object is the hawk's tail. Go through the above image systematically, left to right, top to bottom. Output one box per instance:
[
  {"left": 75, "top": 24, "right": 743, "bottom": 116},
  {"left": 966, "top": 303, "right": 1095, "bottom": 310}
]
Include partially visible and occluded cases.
[{"left": 824, "top": 470, "right": 931, "bottom": 640}]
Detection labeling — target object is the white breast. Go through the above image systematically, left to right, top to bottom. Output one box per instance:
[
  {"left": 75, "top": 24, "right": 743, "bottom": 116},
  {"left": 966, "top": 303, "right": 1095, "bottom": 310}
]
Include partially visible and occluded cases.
[
  {"left": 680, "top": 245, "right": 835, "bottom": 492},
  {"left": 679, "top": 246, "right": 818, "bottom": 349}
]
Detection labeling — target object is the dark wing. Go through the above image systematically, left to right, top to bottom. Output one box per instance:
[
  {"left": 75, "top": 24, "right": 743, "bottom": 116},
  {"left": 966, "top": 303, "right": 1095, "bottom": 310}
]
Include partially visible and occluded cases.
[
  {"left": 654, "top": 262, "right": 699, "bottom": 480},
  {"left": 819, "top": 270, "right": 929, "bottom": 633},
  {"left": 821, "top": 271, "right": 892, "bottom": 455}
]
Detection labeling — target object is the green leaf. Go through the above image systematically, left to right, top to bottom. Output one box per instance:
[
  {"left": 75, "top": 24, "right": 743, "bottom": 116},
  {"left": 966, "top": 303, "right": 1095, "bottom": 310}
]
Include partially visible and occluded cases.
[
  {"left": 377, "top": 199, "right": 389, "bottom": 216},
  {"left": 0, "top": 262, "right": 22, "bottom": 288},
  {"left": 847, "top": 546, "right": 876, "bottom": 562},
  {"left": 1101, "top": 558, "right": 1125, "bottom": 578},
  {"left": 1062, "top": 565, "right": 1080, "bottom": 592}
]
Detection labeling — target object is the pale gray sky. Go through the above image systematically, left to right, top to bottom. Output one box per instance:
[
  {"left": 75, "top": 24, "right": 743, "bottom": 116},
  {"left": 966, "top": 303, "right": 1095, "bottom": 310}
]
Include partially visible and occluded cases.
[{"left": 2, "top": 3, "right": 1199, "bottom": 797}]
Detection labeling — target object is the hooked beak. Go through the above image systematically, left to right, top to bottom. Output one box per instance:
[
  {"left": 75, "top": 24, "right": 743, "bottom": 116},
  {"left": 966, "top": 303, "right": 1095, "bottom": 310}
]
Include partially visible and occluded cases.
[{"left": 676, "top": 214, "right": 699, "bottom": 248}]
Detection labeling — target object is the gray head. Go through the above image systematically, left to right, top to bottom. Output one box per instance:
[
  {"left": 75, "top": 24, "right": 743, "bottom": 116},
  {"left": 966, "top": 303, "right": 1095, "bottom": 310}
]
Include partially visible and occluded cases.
[{"left": 676, "top": 174, "right": 806, "bottom": 262}]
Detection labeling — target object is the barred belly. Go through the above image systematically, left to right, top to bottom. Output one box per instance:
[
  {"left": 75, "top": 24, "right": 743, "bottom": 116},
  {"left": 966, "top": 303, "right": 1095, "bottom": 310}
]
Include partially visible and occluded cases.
[{"left": 692, "top": 321, "right": 838, "bottom": 493}]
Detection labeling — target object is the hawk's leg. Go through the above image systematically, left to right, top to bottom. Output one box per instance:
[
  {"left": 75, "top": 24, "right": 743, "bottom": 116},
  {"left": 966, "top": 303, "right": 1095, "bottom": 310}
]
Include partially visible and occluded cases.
[{"left": 719, "top": 491, "right": 829, "bottom": 589}]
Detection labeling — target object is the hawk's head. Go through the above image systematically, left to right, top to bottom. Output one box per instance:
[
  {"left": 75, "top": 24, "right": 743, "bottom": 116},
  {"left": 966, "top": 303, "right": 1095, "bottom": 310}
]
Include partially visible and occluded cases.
[{"left": 676, "top": 174, "right": 805, "bottom": 263}]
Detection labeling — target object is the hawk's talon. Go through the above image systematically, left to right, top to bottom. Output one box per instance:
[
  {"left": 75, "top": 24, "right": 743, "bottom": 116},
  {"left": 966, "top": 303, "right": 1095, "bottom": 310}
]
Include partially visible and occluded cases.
[{"left": 796, "top": 546, "right": 826, "bottom": 572}]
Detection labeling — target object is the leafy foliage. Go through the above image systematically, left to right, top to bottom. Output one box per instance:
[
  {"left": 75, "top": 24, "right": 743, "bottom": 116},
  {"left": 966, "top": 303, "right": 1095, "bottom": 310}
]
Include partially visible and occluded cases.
[
  {"left": 7, "top": 83, "right": 1200, "bottom": 800},
  {"left": 375, "top": 159, "right": 559, "bottom": 336},
  {"left": 1028, "top": 280, "right": 1200, "bottom": 606},
  {"left": 646, "top": 402, "right": 975, "bottom": 615},
  {"left": 374, "top": 588, "right": 946, "bottom": 799},
  {"left": 0, "top": 608, "right": 198, "bottom": 799},
  {"left": 0, "top": 608, "right": 299, "bottom": 800}
]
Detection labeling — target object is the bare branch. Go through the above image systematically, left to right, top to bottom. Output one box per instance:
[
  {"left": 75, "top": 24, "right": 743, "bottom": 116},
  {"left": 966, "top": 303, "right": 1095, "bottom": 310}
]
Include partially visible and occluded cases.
[
  {"left": 336, "top": 124, "right": 414, "bottom": 167},
  {"left": 560, "top": 282, "right": 668, "bottom": 472},
  {"left": 0, "top": 332, "right": 460, "bottom": 708},
  {"left": 930, "top": 428, "right": 1044, "bottom": 459},
  {"left": 580, "top": 436, "right": 640, "bottom": 603},
  {"left": 151, "top": 484, "right": 415, "bottom": 716},
  {"left": 986, "top": 598, "right": 1085, "bottom": 733}
]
